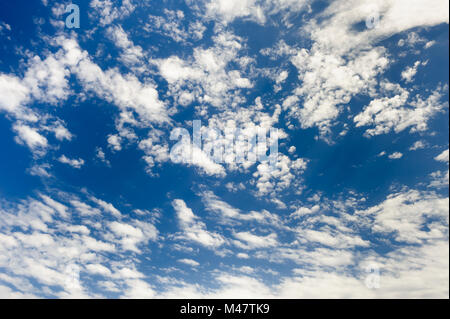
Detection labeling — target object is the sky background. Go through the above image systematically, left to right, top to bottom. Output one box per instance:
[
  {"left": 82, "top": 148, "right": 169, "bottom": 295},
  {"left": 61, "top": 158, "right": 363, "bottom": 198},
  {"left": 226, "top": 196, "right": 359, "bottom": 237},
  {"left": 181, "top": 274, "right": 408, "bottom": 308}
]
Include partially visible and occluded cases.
[{"left": 0, "top": 0, "right": 449, "bottom": 298}]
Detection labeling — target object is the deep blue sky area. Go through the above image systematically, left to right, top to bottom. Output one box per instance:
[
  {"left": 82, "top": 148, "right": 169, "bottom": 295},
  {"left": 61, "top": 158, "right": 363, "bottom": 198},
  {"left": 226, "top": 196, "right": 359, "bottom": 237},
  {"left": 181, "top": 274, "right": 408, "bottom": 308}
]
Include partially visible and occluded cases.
[{"left": 0, "top": 0, "right": 448, "bottom": 298}]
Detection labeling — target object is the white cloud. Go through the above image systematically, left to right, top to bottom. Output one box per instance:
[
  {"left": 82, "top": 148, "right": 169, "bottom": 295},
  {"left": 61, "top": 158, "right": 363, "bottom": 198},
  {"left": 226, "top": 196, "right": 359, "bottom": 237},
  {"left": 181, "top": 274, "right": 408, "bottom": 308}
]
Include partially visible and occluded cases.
[
  {"left": 90, "top": 0, "right": 135, "bottom": 26},
  {"left": 202, "top": 0, "right": 309, "bottom": 25},
  {"left": 205, "top": 0, "right": 266, "bottom": 25},
  {"left": 282, "top": 0, "right": 448, "bottom": 137},
  {"left": 146, "top": 9, "right": 206, "bottom": 43},
  {"left": 106, "top": 25, "right": 145, "bottom": 70},
  {"left": 157, "top": 31, "right": 252, "bottom": 109},
  {"left": 2, "top": 34, "right": 171, "bottom": 156},
  {"left": 401, "top": 61, "right": 421, "bottom": 83},
  {"left": 0, "top": 75, "right": 31, "bottom": 118},
  {"left": 354, "top": 84, "right": 448, "bottom": 137},
  {"left": 49, "top": 122, "right": 73, "bottom": 141},
  {"left": 13, "top": 124, "right": 48, "bottom": 155},
  {"left": 107, "top": 134, "right": 122, "bottom": 152},
  {"left": 409, "top": 140, "right": 426, "bottom": 151},
  {"left": 95, "top": 147, "right": 110, "bottom": 166},
  {"left": 435, "top": 149, "right": 449, "bottom": 162},
  {"left": 388, "top": 152, "right": 403, "bottom": 160},
  {"left": 58, "top": 155, "right": 85, "bottom": 169},
  {"left": 253, "top": 156, "right": 307, "bottom": 196},
  {"left": 29, "top": 164, "right": 52, "bottom": 177},
  {"left": 429, "top": 170, "right": 449, "bottom": 189},
  {"left": 356, "top": 189, "right": 448, "bottom": 244},
  {"left": 0, "top": 191, "right": 164, "bottom": 298},
  {"left": 202, "top": 191, "right": 283, "bottom": 227},
  {"left": 90, "top": 197, "right": 121, "bottom": 217},
  {"left": 172, "top": 199, "right": 225, "bottom": 248},
  {"left": 70, "top": 200, "right": 101, "bottom": 216},
  {"left": 290, "top": 205, "right": 320, "bottom": 218},
  {"left": 109, "top": 221, "right": 158, "bottom": 253},
  {"left": 296, "top": 228, "right": 370, "bottom": 249},
  {"left": 233, "top": 231, "right": 278, "bottom": 249},
  {"left": 236, "top": 253, "right": 250, "bottom": 259},
  {"left": 178, "top": 259, "right": 200, "bottom": 267},
  {"left": 86, "top": 264, "right": 112, "bottom": 277},
  {"left": 122, "top": 279, "right": 156, "bottom": 298}
]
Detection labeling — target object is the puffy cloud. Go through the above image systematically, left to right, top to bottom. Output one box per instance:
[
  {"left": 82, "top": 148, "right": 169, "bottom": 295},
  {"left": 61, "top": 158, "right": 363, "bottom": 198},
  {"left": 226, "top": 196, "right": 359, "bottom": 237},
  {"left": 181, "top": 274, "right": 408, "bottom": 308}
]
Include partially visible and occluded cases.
[
  {"left": 89, "top": 0, "right": 136, "bottom": 26},
  {"left": 202, "top": 0, "right": 309, "bottom": 25},
  {"left": 205, "top": 0, "right": 266, "bottom": 25},
  {"left": 281, "top": 0, "right": 448, "bottom": 137},
  {"left": 146, "top": 9, "right": 206, "bottom": 43},
  {"left": 106, "top": 25, "right": 145, "bottom": 71},
  {"left": 157, "top": 31, "right": 252, "bottom": 109},
  {"left": 401, "top": 61, "right": 421, "bottom": 83},
  {"left": 0, "top": 75, "right": 31, "bottom": 118},
  {"left": 354, "top": 85, "right": 448, "bottom": 137},
  {"left": 13, "top": 124, "right": 48, "bottom": 155},
  {"left": 409, "top": 140, "right": 426, "bottom": 151},
  {"left": 435, "top": 149, "right": 449, "bottom": 163},
  {"left": 388, "top": 152, "right": 403, "bottom": 160},
  {"left": 58, "top": 155, "right": 85, "bottom": 169},
  {"left": 253, "top": 155, "right": 307, "bottom": 196},
  {"left": 28, "top": 164, "right": 52, "bottom": 178},
  {"left": 356, "top": 189, "right": 448, "bottom": 244},
  {"left": 0, "top": 191, "right": 161, "bottom": 298},
  {"left": 202, "top": 191, "right": 283, "bottom": 226},
  {"left": 90, "top": 197, "right": 122, "bottom": 218},
  {"left": 172, "top": 199, "right": 225, "bottom": 248},
  {"left": 109, "top": 221, "right": 158, "bottom": 253},
  {"left": 233, "top": 231, "right": 278, "bottom": 249},
  {"left": 178, "top": 259, "right": 200, "bottom": 267}
]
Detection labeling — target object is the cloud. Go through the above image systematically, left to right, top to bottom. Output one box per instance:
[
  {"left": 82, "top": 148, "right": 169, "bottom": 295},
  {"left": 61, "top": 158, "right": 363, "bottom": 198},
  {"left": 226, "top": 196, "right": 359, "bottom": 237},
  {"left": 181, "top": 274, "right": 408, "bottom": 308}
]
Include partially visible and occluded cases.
[
  {"left": 0, "top": 0, "right": 448, "bottom": 300},
  {"left": 89, "top": 0, "right": 136, "bottom": 26},
  {"left": 202, "top": 0, "right": 309, "bottom": 25},
  {"left": 205, "top": 0, "right": 266, "bottom": 25},
  {"left": 281, "top": 0, "right": 448, "bottom": 137},
  {"left": 146, "top": 9, "right": 206, "bottom": 43},
  {"left": 106, "top": 25, "right": 145, "bottom": 70},
  {"left": 156, "top": 31, "right": 252, "bottom": 109},
  {"left": 401, "top": 61, "right": 421, "bottom": 83},
  {"left": 0, "top": 75, "right": 31, "bottom": 118},
  {"left": 354, "top": 84, "right": 448, "bottom": 137},
  {"left": 13, "top": 124, "right": 48, "bottom": 155},
  {"left": 409, "top": 140, "right": 426, "bottom": 151},
  {"left": 435, "top": 149, "right": 449, "bottom": 162},
  {"left": 388, "top": 152, "right": 403, "bottom": 160},
  {"left": 58, "top": 155, "right": 85, "bottom": 169},
  {"left": 253, "top": 156, "right": 307, "bottom": 196},
  {"left": 28, "top": 164, "right": 52, "bottom": 178},
  {"left": 429, "top": 170, "right": 449, "bottom": 189},
  {"left": 356, "top": 189, "right": 448, "bottom": 244},
  {"left": 0, "top": 190, "right": 163, "bottom": 298},
  {"left": 202, "top": 191, "right": 283, "bottom": 226},
  {"left": 90, "top": 197, "right": 122, "bottom": 218},
  {"left": 172, "top": 199, "right": 225, "bottom": 248},
  {"left": 290, "top": 205, "right": 320, "bottom": 219},
  {"left": 108, "top": 221, "right": 158, "bottom": 253},
  {"left": 233, "top": 231, "right": 278, "bottom": 249},
  {"left": 178, "top": 259, "right": 200, "bottom": 267}
]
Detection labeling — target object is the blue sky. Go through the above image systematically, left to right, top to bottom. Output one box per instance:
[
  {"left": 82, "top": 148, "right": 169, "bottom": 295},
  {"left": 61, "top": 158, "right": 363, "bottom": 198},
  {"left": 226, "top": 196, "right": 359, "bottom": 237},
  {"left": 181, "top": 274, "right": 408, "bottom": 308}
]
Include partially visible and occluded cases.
[{"left": 0, "top": 0, "right": 448, "bottom": 298}]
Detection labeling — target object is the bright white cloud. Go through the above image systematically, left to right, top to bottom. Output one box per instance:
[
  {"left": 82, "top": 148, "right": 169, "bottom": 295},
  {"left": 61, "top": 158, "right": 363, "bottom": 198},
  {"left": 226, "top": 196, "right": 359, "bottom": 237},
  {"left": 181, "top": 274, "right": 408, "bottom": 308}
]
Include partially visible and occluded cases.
[
  {"left": 435, "top": 149, "right": 449, "bottom": 163},
  {"left": 58, "top": 155, "right": 85, "bottom": 169},
  {"left": 172, "top": 199, "right": 225, "bottom": 248}
]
